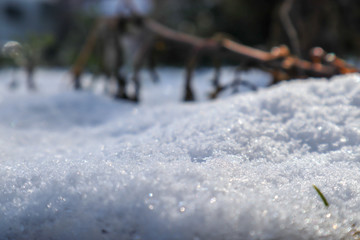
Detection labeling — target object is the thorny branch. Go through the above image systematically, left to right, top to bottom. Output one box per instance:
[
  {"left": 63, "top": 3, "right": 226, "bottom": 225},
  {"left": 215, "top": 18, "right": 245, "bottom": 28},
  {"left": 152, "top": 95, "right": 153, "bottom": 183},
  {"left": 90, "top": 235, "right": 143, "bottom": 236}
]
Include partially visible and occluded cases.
[{"left": 72, "top": 16, "right": 359, "bottom": 102}]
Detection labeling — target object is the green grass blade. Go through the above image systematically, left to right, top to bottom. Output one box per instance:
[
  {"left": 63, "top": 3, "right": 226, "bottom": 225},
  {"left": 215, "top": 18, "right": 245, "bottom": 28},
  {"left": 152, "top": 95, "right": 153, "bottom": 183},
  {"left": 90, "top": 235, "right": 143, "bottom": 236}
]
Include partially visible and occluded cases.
[{"left": 313, "top": 185, "right": 329, "bottom": 207}]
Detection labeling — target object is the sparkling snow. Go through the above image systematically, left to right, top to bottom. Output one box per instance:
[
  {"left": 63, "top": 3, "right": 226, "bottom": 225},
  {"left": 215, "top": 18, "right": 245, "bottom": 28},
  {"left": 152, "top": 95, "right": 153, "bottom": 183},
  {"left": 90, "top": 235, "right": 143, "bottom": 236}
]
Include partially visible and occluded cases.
[{"left": 1, "top": 68, "right": 360, "bottom": 239}]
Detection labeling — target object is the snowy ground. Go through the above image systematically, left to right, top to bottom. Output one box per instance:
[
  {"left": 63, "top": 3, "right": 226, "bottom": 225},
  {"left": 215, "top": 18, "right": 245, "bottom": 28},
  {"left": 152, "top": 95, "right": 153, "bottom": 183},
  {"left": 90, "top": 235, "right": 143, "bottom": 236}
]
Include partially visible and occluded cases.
[{"left": 1, "top": 67, "right": 360, "bottom": 239}]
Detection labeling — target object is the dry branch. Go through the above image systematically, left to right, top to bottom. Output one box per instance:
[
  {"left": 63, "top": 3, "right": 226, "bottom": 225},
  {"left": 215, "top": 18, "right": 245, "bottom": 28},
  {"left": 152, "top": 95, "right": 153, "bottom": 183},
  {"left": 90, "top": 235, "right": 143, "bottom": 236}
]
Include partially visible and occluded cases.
[
  {"left": 71, "top": 16, "right": 359, "bottom": 101},
  {"left": 144, "top": 18, "right": 350, "bottom": 78}
]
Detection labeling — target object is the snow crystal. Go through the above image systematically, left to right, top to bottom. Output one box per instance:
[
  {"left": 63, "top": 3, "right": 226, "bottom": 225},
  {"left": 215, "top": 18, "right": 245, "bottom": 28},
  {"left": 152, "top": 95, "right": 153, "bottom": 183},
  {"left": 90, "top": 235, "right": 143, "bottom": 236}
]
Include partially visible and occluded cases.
[{"left": 0, "top": 68, "right": 360, "bottom": 239}]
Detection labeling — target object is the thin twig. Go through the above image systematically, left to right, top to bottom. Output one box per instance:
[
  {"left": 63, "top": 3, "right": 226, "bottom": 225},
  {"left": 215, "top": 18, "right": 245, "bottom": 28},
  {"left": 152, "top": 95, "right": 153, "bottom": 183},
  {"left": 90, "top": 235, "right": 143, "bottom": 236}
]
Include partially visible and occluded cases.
[{"left": 280, "top": 0, "right": 302, "bottom": 58}]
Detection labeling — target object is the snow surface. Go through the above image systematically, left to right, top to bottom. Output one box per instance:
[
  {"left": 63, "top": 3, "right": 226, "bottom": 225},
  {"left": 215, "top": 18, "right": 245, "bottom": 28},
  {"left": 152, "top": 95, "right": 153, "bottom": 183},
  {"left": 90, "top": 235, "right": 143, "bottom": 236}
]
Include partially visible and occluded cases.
[{"left": 1, "top": 68, "right": 360, "bottom": 239}]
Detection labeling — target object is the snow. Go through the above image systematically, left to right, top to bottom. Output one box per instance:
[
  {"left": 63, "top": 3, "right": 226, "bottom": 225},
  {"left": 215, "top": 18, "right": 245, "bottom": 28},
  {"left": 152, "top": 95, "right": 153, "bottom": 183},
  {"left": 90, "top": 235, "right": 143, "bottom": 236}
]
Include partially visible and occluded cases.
[{"left": 1, "top": 67, "right": 360, "bottom": 239}]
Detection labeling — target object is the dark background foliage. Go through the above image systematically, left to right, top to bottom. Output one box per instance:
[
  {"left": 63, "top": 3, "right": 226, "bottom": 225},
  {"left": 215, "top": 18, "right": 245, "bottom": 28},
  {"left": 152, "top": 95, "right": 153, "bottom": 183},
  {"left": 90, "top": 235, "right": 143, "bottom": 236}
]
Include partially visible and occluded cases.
[
  {"left": 1, "top": 0, "right": 360, "bottom": 67},
  {"left": 151, "top": 0, "right": 360, "bottom": 58}
]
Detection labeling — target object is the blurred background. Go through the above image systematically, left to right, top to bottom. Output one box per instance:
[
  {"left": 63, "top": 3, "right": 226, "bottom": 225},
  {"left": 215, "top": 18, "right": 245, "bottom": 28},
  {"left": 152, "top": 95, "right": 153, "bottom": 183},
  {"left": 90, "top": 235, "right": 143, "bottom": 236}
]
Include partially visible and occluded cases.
[{"left": 1, "top": 0, "right": 360, "bottom": 69}]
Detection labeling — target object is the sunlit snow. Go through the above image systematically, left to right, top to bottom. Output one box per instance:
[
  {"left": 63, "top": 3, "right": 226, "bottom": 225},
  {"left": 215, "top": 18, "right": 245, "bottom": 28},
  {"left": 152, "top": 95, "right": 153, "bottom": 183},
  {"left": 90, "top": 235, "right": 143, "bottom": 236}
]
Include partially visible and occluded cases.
[{"left": 1, "top": 68, "right": 360, "bottom": 239}]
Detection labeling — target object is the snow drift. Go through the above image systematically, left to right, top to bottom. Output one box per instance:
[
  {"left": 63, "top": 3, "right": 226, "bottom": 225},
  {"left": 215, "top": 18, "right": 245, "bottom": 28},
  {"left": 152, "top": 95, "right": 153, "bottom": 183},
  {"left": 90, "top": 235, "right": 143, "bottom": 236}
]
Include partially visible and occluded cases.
[{"left": 1, "top": 68, "right": 360, "bottom": 239}]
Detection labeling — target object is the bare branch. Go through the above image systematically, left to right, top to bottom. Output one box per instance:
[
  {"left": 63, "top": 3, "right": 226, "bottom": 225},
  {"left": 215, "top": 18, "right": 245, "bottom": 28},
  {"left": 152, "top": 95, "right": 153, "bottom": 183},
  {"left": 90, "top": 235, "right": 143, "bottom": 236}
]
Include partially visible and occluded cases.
[
  {"left": 280, "top": 0, "right": 302, "bottom": 58},
  {"left": 71, "top": 15, "right": 358, "bottom": 101}
]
